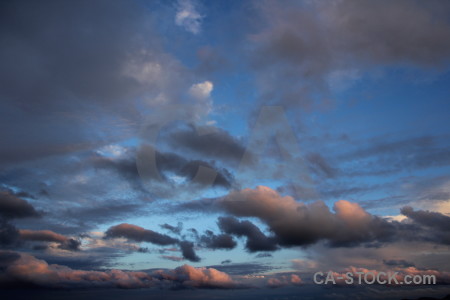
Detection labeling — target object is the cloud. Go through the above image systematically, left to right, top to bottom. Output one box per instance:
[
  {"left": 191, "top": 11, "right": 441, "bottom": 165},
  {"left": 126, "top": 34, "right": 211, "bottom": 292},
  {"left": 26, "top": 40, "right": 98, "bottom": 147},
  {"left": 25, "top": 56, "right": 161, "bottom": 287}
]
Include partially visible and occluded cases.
[
  {"left": 0, "top": 0, "right": 209, "bottom": 166},
  {"left": 175, "top": 0, "right": 203, "bottom": 34},
  {"left": 250, "top": 0, "right": 450, "bottom": 108},
  {"left": 189, "top": 81, "right": 213, "bottom": 99},
  {"left": 165, "top": 124, "right": 247, "bottom": 164},
  {"left": 339, "top": 135, "right": 450, "bottom": 177},
  {"left": 133, "top": 144, "right": 235, "bottom": 190},
  {"left": 305, "top": 152, "right": 337, "bottom": 178},
  {"left": 179, "top": 186, "right": 450, "bottom": 249},
  {"left": 217, "top": 186, "right": 396, "bottom": 247},
  {"left": 0, "top": 190, "right": 40, "bottom": 219},
  {"left": 401, "top": 206, "right": 450, "bottom": 232},
  {"left": 217, "top": 216, "right": 278, "bottom": 252},
  {"left": 0, "top": 220, "right": 20, "bottom": 247},
  {"left": 160, "top": 222, "right": 183, "bottom": 235},
  {"left": 105, "top": 223, "right": 178, "bottom": 246},
  {"left": 105, "top": 223, "right": 201, "bottom": 262},
  {"left": 18, "top": 229, "right": 81, "bottom": 251},
  {"left": 19, "top": 229, "right": 68, "bottom": 244},
  {"left": 199, "top": 230, "right": 237, "bottom": 250},
  {"left": 179, "top": 241, "right": 200, "bottom": 262},
  {"left": 0, "top": 251, "right": 235, "bottom": 289},
  {"left": 255, "top": 253, "right": 272, "bottom": 259},
  {"left": 161, "top": 255, "right": 184, "bottom": 262},
  {"left": 383, "top": 259, "right": 415, "bottom": 268},
  {"left": 206, "top": 262, "right": 274, "bottom": 276},
  {"left": 154, "top": 264, "right": 234, "bottom": 288},
  {"left": 327, "top": 266, "right": 450, "bottom": 286},
  {"left": 267, "top": 273, "right": 302, "bottom": 288}
]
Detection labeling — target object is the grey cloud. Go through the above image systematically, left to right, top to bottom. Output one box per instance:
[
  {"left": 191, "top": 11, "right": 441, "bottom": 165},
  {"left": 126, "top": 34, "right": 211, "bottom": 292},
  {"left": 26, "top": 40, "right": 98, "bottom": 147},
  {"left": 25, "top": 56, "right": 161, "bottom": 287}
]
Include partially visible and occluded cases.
[
  {"left": 0, "top": 0, "right": 202, "bottom": 166},
  {"left": 0, "top": 0, "right": 156, "bottom": 164},
  {"left": 251, "top": 0, "right": 450, "bottom": 108},
  {"left": 165, "top": 124, "right": 247, "bottom": 163},
  {"left": 339, "top": 135, "right": 450, "bottom": 176},
  {"left": 100, "top": 146, "right": 234, "bottom": 189},
  {"left": 305, "top": 152, "right": 338, "bottom": 178},
  {"left": 179, "top": 186, "right": 450, "bottom": 248},
  {"left": 217, "top": 186, "right": 401, "bottom": 248},
  {"left": 0, "top": 190, "right": 40, "bottom": 219},
  {"left": 62, "top": 202, "right": 143, "bottom": 228},
  {"left": 401, "top": 207, "right": 450, "bottom": 232},
  {"left": 217, "top": 216, "right": 278, "bottom": 252},
  {"left": 0, "top": 220, "right": 20, "bottom": 247},
  {"left": 0, "top": 221, "right": 81, "bottom": 251},
  {"left": 160, "top": 222, "right": 183, "bottom": 235},
  {"left": 105, "top": 223, "right": 179, "bottom": 246},
  {"left": 105, "top": 223, "right": 201, "bottom": 262},
  {"left": 18, "top": 229, "right": 81, "bottom": 251},
  {"left": 199, "top": 230, "right": 237, "bottom": 250},
  {"left": 179, "top": 241, "right": 200, "bottom": 262},
  {"left": 255, "top": 253, "right": 273, "bottom": 259},
  {"left": 383, "top": 259, "right": 415, "bottom": 268}
]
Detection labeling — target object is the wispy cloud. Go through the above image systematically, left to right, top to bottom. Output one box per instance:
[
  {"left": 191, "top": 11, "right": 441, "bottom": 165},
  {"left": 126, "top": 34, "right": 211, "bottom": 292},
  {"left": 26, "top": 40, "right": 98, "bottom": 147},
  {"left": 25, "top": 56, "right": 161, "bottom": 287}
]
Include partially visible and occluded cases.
[{"left": 175, "top": 0, "right": 203, "bottom": 34}]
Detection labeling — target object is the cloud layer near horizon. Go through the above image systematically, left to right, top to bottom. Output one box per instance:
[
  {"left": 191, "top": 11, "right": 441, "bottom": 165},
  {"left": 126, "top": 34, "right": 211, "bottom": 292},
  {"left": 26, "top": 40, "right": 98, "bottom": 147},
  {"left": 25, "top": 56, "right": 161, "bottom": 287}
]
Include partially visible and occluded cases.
[{"left": 0, "top": 251, "right": 234, "bottom": 289}]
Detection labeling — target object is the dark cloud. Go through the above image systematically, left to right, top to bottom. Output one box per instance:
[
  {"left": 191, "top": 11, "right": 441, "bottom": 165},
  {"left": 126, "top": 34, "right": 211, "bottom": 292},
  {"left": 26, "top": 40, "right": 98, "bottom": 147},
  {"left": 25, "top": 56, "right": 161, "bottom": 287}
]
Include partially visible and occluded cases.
[
  {"left": 165, "top": 124, "right": 247, "bottom": 163},
  {"left": 108, "top": 145, "right": 235, "bottom": 189},
  {"left": 179, "top": 186, "right": 450, "bottom": 249},
  {"left": 216, "top": 186, "right": 421, "bottom": 248},
  {"left": 0, "top": 190, "right": 40, "bottom": 219},
  {"left": 401, "top": 207, "right": 450, "bottom": 232},
  {"left": 217, "top": 216, "right": 278, "bottom": 252},
  {"left": 0, "top": 220, "right": 20, "bottom": 247},
  {"left": 0, "top": 220, "right": 81, "bottom": 251},
  {"left": 160, "top": 222, "right": 183, "bottom": 235},
  {"left": 105, "top": 223, "right": 178, "bottom": 246},
  {"left": 105, "top": 223, "right": 201, "bottom": 261},
  {"left": 18, "top": 229, "right": 80, "bottom": 251},
  {"left": 199, "top": 230, "right": 237, "bottom": 250},
  {"left": 179, "top": 241, "right": 200, "bottom": 262},
  {"left": 0, "top": 250, "right": 20, "bottom": 271},
  {"left": 255, "top": 253, "right": 273, "bottom": 259}
]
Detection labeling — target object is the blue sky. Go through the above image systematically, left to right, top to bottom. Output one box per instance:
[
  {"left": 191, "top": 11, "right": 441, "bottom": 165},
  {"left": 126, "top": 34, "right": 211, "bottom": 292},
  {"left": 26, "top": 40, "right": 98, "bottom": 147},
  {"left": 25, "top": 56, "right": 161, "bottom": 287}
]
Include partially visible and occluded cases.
[{"left": 0, "top": 0, "right": 450, "bottom": 298}]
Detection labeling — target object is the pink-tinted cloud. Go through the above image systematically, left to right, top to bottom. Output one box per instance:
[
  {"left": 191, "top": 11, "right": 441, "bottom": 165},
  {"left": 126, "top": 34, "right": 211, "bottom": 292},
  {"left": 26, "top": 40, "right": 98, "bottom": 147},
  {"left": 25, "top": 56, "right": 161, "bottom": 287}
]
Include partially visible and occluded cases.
[
  {"left": 219, "top": 186, "right": 394, "bottom": 247},
  {"left": 19, "top": 229, "right": 69, "bottom": 243},
  {"left": 0, "top": 251, "right": 236, "bottom": 289},
  {"left": 154, "top": 264, "right": 234, "bottom": 288},
  {"left": 267, "top": 273, "right": 302, "bottom": 288}
]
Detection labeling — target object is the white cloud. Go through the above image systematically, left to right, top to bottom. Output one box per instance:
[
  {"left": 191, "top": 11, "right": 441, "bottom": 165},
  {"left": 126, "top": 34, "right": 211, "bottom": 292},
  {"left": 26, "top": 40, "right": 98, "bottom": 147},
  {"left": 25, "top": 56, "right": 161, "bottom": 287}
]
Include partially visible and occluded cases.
[
  {"left": 175, "top": 0, "right": 203, "bottom": 34},
  {"left": 189, "top": 81, "right": 213, "bottom": 100},
  {"left": 96, "top": 144, "right": 126, "bottom": 158}
]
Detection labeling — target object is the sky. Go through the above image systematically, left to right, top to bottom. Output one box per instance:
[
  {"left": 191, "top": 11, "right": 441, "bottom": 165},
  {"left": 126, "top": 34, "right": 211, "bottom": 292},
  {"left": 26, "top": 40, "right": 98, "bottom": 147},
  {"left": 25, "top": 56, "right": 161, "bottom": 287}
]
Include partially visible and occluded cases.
[{"left": 0, "top": 0, "right": 450, "bottom": 299}]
